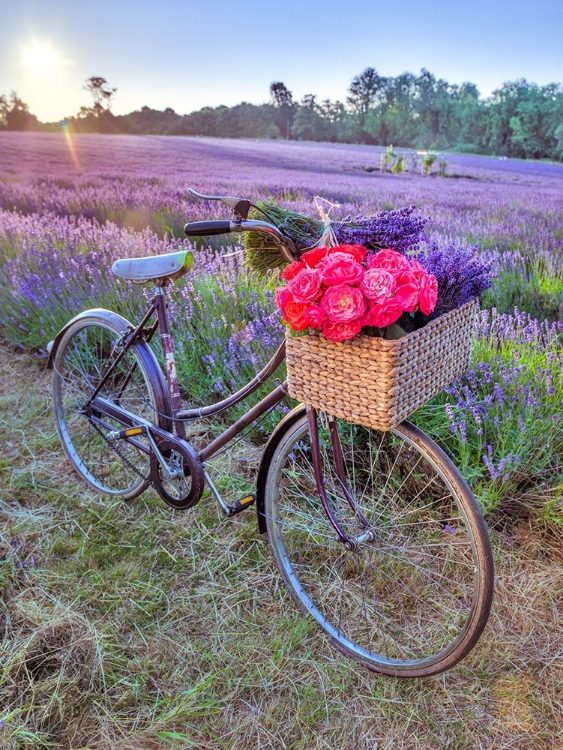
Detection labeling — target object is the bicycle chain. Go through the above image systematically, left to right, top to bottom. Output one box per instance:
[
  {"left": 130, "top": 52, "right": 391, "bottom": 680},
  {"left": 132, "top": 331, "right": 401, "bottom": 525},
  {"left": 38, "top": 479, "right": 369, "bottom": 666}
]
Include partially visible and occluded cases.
[{"left": 90, "top": 417, "right": 151, "bottom": 484}]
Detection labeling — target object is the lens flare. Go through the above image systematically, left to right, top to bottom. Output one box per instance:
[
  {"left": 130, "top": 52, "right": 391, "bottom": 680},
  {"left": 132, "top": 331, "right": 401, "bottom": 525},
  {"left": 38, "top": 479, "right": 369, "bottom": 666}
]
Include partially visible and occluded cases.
[{"left": 62, "top": 121, "right": 80, "bottom": 168}]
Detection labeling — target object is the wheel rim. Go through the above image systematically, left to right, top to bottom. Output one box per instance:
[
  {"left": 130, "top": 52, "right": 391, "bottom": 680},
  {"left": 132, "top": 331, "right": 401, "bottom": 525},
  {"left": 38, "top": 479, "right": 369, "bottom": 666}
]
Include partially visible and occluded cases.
[
  {"left": 53, "top": 321, "right": 155, "bottom": 497},
  {"left": 266, "top": 416, "right": 486, "bottom": 672}
]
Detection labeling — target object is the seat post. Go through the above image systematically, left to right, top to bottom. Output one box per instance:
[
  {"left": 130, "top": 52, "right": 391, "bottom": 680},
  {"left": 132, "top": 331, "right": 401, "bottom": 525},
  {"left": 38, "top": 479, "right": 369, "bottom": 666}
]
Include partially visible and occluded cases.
[{"left": 154, "top": 285, "right": 186, "bottom": 440}]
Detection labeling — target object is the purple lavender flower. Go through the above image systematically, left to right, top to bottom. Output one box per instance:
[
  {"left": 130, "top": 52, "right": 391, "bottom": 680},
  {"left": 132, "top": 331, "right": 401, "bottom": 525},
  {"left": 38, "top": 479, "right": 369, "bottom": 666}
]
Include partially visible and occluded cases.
[
  {"left": 333, "top": 204, "right": 429, "bottom": 254},
  {"left": 411, "top": 241, "right": 493, "bottom": 321}
]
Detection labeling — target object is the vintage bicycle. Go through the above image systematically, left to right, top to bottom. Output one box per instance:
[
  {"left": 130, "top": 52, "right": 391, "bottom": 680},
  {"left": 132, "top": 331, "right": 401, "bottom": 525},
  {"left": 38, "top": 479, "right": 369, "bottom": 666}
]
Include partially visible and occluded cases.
[{"left": 48, "top": 189, "right": 494, "bottom": 678}]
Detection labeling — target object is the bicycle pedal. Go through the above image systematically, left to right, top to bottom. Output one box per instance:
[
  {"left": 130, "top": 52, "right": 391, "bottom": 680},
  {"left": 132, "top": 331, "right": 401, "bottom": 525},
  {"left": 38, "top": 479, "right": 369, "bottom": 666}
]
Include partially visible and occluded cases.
[
  {"left": 107, "top": 425, "right": 147, "bottom": 441},
  {"left": 225, "top": 494, "right": 256, "bottom": 516}
]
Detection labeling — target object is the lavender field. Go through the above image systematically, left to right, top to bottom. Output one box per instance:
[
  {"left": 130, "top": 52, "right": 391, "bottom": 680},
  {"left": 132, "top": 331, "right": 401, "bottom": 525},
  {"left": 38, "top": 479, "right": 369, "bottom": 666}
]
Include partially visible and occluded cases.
[{"left": 1, "top": 132, "right": 563, "bottom": 748}]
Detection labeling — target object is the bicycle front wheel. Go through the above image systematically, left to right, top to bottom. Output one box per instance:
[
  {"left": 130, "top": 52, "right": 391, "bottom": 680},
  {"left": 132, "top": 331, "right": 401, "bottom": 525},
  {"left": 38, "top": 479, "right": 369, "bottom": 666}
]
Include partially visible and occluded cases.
[
  {"left": 52, "top": 314, "right": 166, "bottom": 499},
  {"left": 263, "top": 413, "right": 494, "bottom": 677}
]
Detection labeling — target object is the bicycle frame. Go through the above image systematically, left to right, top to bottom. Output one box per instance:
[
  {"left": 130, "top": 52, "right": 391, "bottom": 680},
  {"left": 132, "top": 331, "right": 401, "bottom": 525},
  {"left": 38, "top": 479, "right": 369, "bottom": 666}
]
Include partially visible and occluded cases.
[
  {"left": 82, "top": 282, "right": 367, "bottom": 547},
  {"left": 83, "top": 285, "right": 285, "bottom": 448}
]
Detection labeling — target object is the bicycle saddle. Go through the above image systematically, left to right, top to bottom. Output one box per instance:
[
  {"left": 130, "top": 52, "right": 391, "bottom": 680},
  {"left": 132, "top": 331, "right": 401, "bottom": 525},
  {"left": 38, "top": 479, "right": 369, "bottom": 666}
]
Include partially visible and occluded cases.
[{"left": 112, "top": 250, "right": 194, "bottom": 284}]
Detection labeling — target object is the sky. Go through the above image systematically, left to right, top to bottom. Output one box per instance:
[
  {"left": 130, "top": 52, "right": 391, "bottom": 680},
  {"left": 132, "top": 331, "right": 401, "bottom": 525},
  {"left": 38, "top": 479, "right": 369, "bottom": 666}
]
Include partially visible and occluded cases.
[{"left": 1, "top": 0, "right": 562, "bottom": 123}]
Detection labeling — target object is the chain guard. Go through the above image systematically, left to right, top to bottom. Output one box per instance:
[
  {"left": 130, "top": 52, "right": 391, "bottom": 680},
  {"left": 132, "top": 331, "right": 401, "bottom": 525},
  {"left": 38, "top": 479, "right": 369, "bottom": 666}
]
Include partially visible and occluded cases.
[{"left": 150, "top": 433, "right": 205, "bottom": 510}]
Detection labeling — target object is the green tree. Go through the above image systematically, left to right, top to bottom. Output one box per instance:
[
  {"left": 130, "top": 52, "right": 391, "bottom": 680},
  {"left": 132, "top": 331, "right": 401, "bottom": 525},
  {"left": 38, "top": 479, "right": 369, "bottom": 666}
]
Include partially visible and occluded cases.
[
  {"left": 347, "top": 67, "right": 386, "bottom": 130},
  {"left": 412, "top": 69, "right": 456, "bottom": 147},
  {"left": 74, "top": 76, "right": 119, "bottom": 133},
  {"left": 81, "top": 76, "right": 117, "bottom": 116},
  {"left": 481, "top": 79, "right": 563, "bottom": 158},
  {"left": 270, "top": 81, "right": 295, "bottom": 139},
  {"left": 270, "top": 81, "right": 293, "bottom": 108},
  {"left": 450, "top": 82, "right": 483, "bottom": 150},
  {"left": 0, "top": 92, "right": 38, "bottom": 130},
  {"left": 292, "top": 95, "right": 331, "bottom": 141},
  {"left": 115, "top": 105, "right": 182, "bottom": 135},
  {"left": 554, "top": 122, "right": 563, "bottom": 159}
]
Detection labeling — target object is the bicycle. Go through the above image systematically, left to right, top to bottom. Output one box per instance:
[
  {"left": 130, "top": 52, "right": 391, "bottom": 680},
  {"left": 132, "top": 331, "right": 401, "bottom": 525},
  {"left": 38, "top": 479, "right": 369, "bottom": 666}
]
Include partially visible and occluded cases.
[{"left": 48, "top": 189, "right": 494, "bottom": 678}]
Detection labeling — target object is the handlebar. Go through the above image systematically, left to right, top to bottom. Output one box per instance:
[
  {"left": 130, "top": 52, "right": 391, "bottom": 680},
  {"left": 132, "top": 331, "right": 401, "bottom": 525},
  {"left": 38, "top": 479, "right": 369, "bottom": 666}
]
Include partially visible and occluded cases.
[
  {"left": 183, "top": 218, "right": 299, "bottom": 263},
  {"left": 183, "top": 221, "right": 233, "bottom": 237}
]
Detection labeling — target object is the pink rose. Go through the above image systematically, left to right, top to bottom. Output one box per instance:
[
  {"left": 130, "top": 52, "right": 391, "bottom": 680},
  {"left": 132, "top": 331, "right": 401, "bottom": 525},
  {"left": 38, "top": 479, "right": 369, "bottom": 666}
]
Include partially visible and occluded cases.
[
  {"left": 301, "top": 246, "right": 330, "bottom": 267},
  {"left": 368, "top": 248, "right": 410, "bottom": 274},
  {"left": 320, "top": 252, "right": 365, "bottom": 286},
  {"left": 281, "top": 261, "right": 306, "bottom": 280},
  {"left": 287, "top": 267, "right": 322, "bottom": 303},
  {"left": 360, "top": 268, "right": 396, "bottom": 302},
  {"left": 393, "top": 269, "right": 420, "bottom": 312},
  {"left": 419, "top": 273, "right": 438, "bottom": 315},
  {"left": 321, "top": 283, "right": 367, "bottom": 323},
  {"left": 367, "top": 298, "right": 404, "bottom": 328},
  {"left": 304, "top": 304, "right": 326, "bottom": 329},
  {"left": 321, "top": 318, "right": 364, "bottom": 342}
]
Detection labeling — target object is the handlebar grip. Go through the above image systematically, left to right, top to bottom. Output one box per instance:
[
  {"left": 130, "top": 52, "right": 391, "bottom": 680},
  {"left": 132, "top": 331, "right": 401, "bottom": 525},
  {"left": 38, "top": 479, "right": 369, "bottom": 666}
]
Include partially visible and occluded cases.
[{"left": 184, "top": 220, "right": 232, "bottom": 237}]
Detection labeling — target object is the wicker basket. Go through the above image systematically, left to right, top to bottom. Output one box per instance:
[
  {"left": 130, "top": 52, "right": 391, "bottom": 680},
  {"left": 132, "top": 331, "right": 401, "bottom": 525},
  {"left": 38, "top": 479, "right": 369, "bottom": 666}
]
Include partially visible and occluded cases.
[{"left": 286, "top": 299, "right": 478, "bottom": 431}]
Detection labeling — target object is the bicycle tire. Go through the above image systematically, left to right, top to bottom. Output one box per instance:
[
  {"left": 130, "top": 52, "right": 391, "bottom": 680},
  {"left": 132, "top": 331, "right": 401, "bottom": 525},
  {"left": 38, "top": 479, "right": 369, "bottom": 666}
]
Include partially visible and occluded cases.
[
  {"left": 52, "top": 312, "right": 170, "bottom": 499},
  {"left": 262, "top": 412, "right": 494, "bottom": 677}
]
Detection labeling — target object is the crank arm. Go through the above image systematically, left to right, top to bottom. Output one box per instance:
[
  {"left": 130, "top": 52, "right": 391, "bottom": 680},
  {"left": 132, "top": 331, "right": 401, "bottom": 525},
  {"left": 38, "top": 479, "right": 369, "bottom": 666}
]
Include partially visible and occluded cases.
[
  {"left": 89, "top": 396, "right": 204, "bottom": 485},
  {"left": 87, "top": 414, "right": 150, "bottom": 455}
]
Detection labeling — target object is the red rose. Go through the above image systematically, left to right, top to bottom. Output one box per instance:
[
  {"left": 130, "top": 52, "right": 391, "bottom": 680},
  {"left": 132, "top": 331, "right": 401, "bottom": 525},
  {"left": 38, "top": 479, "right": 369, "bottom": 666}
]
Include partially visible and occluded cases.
[
  {"left": 327, "top": 244, "right": 368, "bottom": 263},
  {"left": 301, "top": 246, "right": 330, "bottom": 267},
  {"left": 368, "top": 248, "right": 410, "bottom": 274},
  {"left": 320, "top": 252, "right": 365, "bottom": 286},
  {"left": 409, "top": 259, "right": 426, "bottom": 282},
  {"left": 281, "top": 261, "right": 306, "bottom": 280},
  {"left": 287, "top": 267, "right": 323, "bottom": 303},
  {"left": 360, "top": 268, "right": 396, "bottom": 302},
  {"left": 393, "top": 269, "right": 420, "bottom": 312},
  {"left": 419, "top": 273, "right": 438, "bottom": 315},
  {"left": 321, "top": 283, "right": 366, "bottom": 323},
  {"left": 276, "top": 287, "right": 291, "bottom": 310},
  {"left": 282, "top": 297, "right": 309, "bottom": 331},
  {"left": 367, "top": 298, "right": 403, "bottom": 328},
  {"left": 304, "top": 304, "right": 326, "bottom": 328},
  {"left": 321, "top": 318, "right": 364, "bottom": 342}
]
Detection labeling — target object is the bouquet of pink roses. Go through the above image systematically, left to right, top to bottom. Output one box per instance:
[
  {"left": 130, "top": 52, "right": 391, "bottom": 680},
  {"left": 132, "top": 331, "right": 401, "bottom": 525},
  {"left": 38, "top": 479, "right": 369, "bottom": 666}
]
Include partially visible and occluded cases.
[{"left": 276, "top": 244, "right": 438, "bottom": 343}]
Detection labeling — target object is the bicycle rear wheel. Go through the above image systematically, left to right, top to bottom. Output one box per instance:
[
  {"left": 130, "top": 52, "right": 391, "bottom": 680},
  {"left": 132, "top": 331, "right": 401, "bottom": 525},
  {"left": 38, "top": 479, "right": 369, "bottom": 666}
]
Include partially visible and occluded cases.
[
  {"left": 52, "top": 313, "right": 168, "bottom": 499},
  {"left": 263, "top": 412, "right": 494, "bottom": 677}
]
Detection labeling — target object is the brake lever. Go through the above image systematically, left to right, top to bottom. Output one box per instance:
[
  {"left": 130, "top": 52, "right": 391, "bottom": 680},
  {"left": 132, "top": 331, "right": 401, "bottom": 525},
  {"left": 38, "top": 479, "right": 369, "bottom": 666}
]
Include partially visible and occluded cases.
[{"left": 188, "top": 188, "right": 251, "bottom": 221}]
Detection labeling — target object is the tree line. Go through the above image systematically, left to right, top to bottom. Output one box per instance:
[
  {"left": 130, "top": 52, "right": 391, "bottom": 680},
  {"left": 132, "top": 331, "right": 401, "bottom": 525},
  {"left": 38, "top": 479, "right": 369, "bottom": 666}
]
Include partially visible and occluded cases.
[{"left": 2, "top": 69, "right": 563, "bottom": 161}]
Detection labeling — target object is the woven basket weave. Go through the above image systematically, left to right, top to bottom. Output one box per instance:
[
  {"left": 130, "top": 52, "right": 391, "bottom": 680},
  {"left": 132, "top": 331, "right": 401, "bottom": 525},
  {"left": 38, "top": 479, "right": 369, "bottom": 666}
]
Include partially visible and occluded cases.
[{"left": 286, "top": 299, "right": 478, "bottom": 431}]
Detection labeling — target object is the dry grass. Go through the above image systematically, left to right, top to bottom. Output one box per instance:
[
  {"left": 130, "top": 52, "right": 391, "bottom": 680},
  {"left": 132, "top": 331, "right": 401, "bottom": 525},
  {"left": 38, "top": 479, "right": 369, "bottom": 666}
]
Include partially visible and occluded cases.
[{"left": 1, "top": 344, "right": 563, "bottom": 749}]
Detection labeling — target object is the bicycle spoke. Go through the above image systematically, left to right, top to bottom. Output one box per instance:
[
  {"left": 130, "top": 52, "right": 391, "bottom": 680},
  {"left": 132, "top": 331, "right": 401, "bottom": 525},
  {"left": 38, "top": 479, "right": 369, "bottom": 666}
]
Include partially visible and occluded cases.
[
  {"left": 53, "top": 319, "right": 157, "bottom": 497},
  {"left": 265, "top": 415, "right": 493, "bottom": 675}
]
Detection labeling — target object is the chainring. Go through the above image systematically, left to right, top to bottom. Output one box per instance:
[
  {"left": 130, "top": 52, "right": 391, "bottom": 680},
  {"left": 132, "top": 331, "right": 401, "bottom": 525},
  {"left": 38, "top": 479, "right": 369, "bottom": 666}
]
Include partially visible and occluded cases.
[{"left": 150, "top": 434, "right": 205, "bottom": 510}]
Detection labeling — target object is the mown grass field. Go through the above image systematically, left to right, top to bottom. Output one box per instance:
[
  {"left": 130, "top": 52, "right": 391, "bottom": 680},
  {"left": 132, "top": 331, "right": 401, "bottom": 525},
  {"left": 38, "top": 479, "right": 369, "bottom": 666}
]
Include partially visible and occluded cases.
[
  {"left": 1, "top": 133, "right": 563, "bottom": 748},
  {"left": 2, "top": 343, "right": 563, "bottom": 749}
]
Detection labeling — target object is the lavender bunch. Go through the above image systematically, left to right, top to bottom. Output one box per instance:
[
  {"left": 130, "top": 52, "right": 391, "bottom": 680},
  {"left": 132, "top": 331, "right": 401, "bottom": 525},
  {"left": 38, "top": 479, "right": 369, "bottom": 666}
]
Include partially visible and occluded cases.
[
  {"left": 333, "top": 205, "right": 429, "bottom": 255},
  {"left": 411, "top": 241, "right": 493, "bottom": 321}
]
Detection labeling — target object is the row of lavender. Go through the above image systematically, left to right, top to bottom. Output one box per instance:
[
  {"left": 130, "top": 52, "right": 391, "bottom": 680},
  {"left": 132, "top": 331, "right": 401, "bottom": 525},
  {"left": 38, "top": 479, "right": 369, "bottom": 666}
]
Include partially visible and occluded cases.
[{"left": 0, "top": 133, "right": 562, "bottom": 519}]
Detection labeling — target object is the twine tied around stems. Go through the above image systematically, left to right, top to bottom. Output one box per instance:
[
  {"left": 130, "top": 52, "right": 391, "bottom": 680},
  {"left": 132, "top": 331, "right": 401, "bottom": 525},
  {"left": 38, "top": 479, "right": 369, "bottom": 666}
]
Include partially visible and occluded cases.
[{"left": 307, "top": 196, "right": 340, "bottom": 249}]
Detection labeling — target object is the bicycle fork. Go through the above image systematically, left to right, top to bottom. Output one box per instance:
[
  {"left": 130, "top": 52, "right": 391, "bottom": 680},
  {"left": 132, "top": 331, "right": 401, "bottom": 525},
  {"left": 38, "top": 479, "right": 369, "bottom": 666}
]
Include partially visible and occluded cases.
[{"left": 306, "top": 408, "right": 375, "bottom": 552}]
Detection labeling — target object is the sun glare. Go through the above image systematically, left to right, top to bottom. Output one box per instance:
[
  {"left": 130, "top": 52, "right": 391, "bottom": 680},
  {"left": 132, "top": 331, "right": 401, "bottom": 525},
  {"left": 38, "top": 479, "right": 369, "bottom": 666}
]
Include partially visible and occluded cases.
[{"left": 23, "top": 41, "right": 63, "bottom": 75}]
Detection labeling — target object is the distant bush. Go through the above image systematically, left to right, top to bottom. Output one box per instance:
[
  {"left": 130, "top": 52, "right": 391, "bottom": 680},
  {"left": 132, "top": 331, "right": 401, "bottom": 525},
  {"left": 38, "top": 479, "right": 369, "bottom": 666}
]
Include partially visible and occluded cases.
[{"left": 452, "top": 143, "right": 482, "bottom": 154}]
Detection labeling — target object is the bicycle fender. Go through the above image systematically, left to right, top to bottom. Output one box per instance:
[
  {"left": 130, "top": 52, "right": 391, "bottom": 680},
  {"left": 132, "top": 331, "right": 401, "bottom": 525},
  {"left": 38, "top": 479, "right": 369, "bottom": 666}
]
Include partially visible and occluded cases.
[
  {"left": 47, "top": 308, "right": 133, "bottom": 369},
  {"left": 47, "top": 308, "right": 173, "bottom": 433},
  {"left": 255, "top": 403, "right": 306, "bottom": 534}
]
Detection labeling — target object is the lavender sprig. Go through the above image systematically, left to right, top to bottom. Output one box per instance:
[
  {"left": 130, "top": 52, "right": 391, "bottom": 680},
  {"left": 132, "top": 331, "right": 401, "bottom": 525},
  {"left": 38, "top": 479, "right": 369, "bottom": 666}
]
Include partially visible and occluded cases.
[
  {"left": 333, "top": 205, "right": 429, "bottom": 255},
  {"left": 412, "top": 241, "right": 493, "bottom": 320}
]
